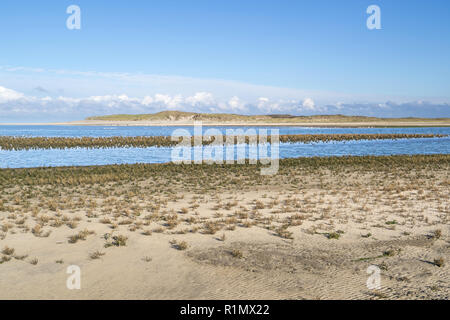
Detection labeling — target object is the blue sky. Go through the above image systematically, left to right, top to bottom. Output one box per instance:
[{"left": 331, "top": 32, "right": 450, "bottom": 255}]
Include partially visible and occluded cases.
[{"left": 0, "top": 0, "right": 449, "bottom": 121}]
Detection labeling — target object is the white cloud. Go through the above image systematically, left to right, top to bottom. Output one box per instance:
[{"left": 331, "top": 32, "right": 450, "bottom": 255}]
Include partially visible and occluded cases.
[
  {"left": 2, "top": 65, "right": 450, "bottom": 116},
  {"left": 0, "top": 84, "right": 448, "bottom": 121},
  {"left": 0, "top": 86, "right": 24, "bottom": 103},
  {"left": 185, "top": 92, "right": 215, "bottom": 106},
  {"left": 153, "top": 94, "right": 184, "bottom": 109},
  {"left": 142, "top": 96, "right": 154, "bottom": 106},
  {"left": 226, "top": 96, "right": 247, "bottom": 112},
  {"left": 302, "top": 98, "right": 315, "bottom": 110}
]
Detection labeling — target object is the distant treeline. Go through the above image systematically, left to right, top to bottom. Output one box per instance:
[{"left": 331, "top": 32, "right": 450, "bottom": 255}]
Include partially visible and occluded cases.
[{"left": 0, "top": 134, "right": 446, "bottom": 151}]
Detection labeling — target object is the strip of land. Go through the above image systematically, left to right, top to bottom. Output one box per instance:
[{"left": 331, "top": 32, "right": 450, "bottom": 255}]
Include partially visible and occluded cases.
[
  {"left": 2, "top": 111, "right": 450, "bottom": 127},
  {"left": 0, "top": 133, "right": 446, "bottom": 151},
  {"left": 0, "top": 155, "right": 449, "bottom": 299}
]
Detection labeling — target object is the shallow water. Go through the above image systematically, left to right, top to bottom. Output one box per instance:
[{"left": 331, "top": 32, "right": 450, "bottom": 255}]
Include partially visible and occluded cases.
[
  {"left": 0, "top": 125, "right": 449, "bottom": 168},
  {"left": 1, "top": 125, "right": 450, "bottom": 137}
]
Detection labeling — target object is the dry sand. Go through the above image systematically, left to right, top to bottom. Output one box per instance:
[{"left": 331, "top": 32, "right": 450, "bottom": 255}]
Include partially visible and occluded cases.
[{"left": 0, "top": 157, "right": 449, "bottom": 300}]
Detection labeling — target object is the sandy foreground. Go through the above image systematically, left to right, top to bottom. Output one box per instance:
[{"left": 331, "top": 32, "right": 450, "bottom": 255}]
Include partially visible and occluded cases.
[
  {"left": 2, "top": 120, "right": 450, "bottom": 127},
  {"left": 0, "top": 156, "right": 449, "bottom": 299}
]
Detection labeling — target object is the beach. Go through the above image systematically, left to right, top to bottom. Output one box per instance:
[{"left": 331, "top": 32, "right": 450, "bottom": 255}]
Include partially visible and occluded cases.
[
  {"left": 2, "top": 0, "right": 450, "bottom": 308},
  {"left": 2, "top": 120, "right": 450, "bottom": 127},
  {"left": 0, "top": 155, "right": 448, "bottom": 299}
]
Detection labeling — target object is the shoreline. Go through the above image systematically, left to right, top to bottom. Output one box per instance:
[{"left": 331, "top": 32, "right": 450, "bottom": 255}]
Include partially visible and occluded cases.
[{"left": 1, "top": 120, "right": 450, "bottom": 128}]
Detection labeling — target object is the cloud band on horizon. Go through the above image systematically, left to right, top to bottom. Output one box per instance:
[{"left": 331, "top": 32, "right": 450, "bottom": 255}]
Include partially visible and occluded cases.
[{"left": 0, "top": 66, "right": 449, "bottom": 122}]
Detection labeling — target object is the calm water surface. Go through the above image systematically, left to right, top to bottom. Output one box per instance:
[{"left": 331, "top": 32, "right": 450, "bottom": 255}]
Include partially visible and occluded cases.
[
  {"left": 0, "top": 125, "right": 449, "bottom": 168},
  {"left": 1, "top": 125, "right": 450, "bottom": 137}
]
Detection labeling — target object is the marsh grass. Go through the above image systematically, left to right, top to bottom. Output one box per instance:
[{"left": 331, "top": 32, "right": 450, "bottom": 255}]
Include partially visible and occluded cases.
[
  {"left": 0, "top": 133, "right": 445, "bottom": 151},
  {"left": 0, "top": 154, "right": 448, "bottom": 256},
  {"left": 203, "top": 221, "right": 221, "bottom": 235},
  {"left": 275, "top": 226, "right": 294, "bottom": 239},
  {"left": 68, "top": 229, "right": 95, "bottom": 244},
  {"left": 432, "top": 229, "right": 442, "bottom": 240},
  {"left": 325, "top": 231, "right": 343, "bottom": 240},
  {"left": 104, "top": 234, "right": 128, "bottom": 247},
  {"left": 170, "top": 239, "right": 189, "bottom": 250},
  {"left": 1, "top": 246, "right": 15, "bottom": 256},
  {"left": 383, "top": 248, "right": 400, "bottom": 257},
  {"left": 231, "top": 249, "right": 243, "bottom": 259},
  {"left": 89, "top": 250, "right": 106, "bottom": 260},
  {"left": 1, "top": 255, "right": 12, "bottom": 263},
  {"left": 434, "top": 257, "right": 445, "bottom": 267}
]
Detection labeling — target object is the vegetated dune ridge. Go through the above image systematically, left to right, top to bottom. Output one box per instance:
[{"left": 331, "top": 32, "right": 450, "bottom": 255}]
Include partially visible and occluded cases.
[
  {"left": 4, "top": 111, "right": 449, "bottom": 127},
  {"left": 85, "top": 111, "right": 450, "bottom": 124},
  {"left": 82, "top": 112, "right": 450, "bottom": 127},
  {"left": 0, "top": 133, "right": 446, "bottom": 150},
  {"left": 0, "top": 155, "right": 449, "bottom": 299}
]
